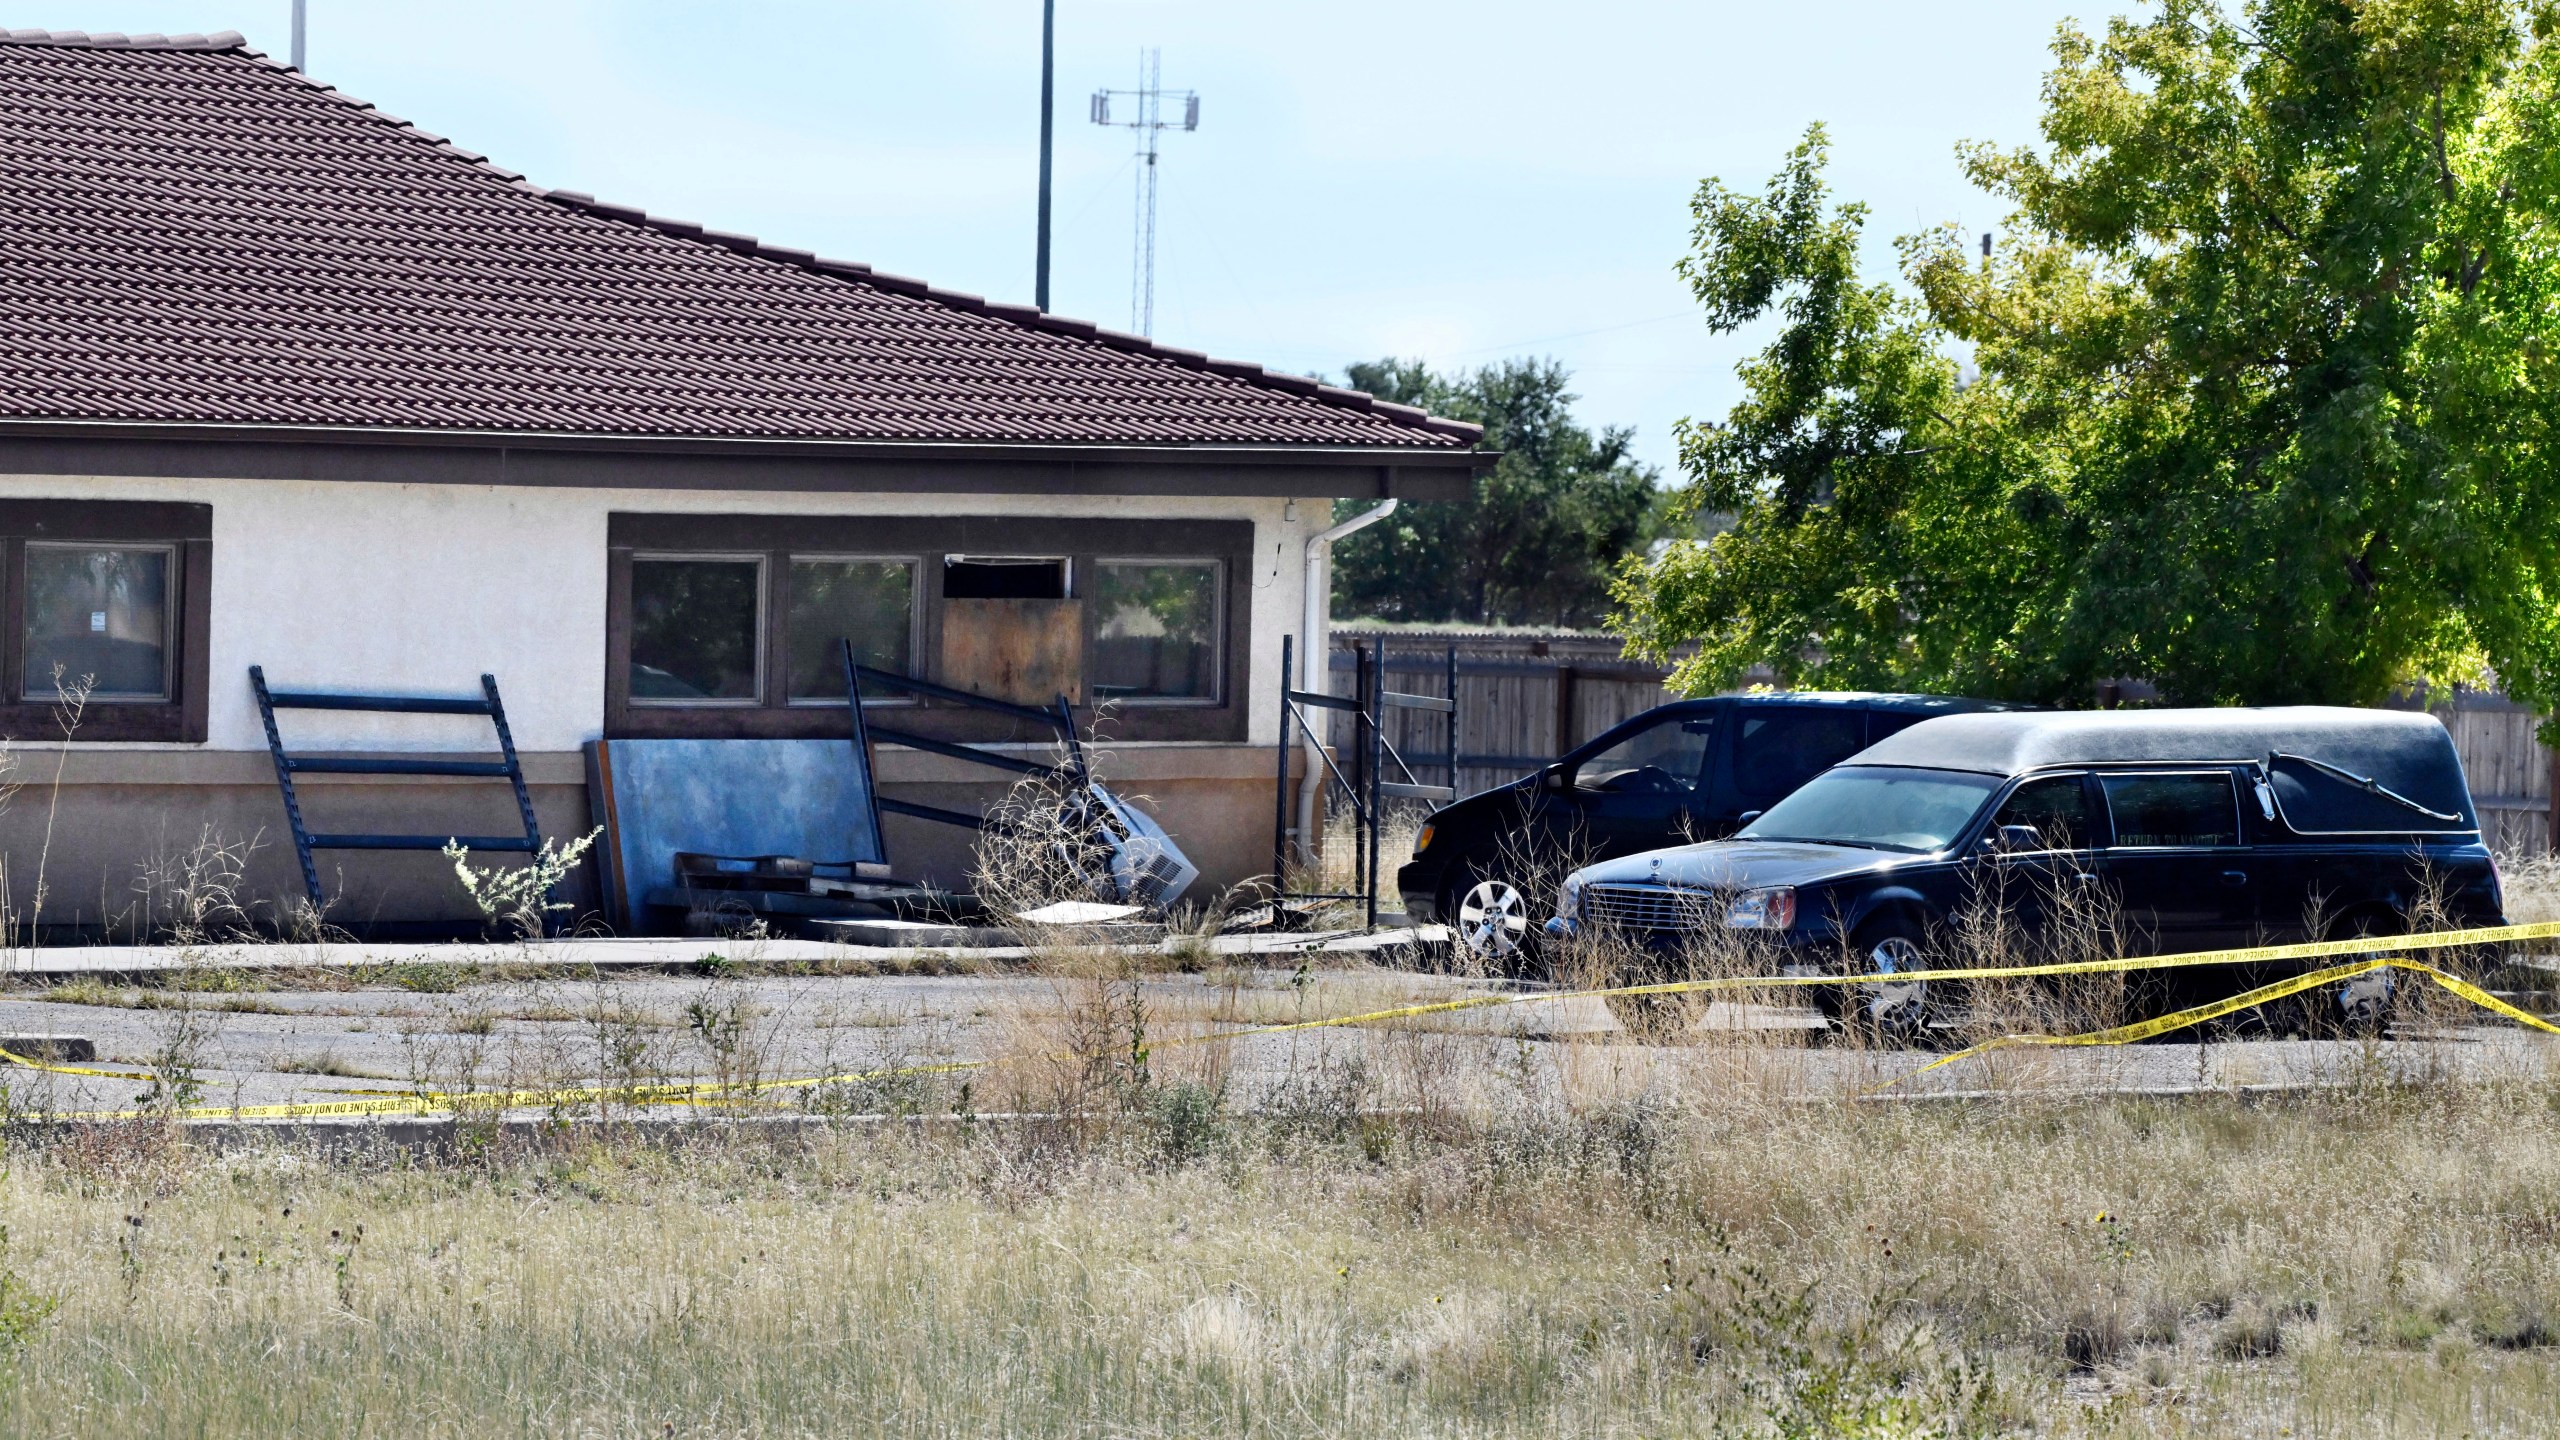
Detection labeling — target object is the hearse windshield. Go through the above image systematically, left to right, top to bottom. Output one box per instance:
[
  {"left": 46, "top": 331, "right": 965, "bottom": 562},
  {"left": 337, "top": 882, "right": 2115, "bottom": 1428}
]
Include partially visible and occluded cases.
[{"left": 1735, "top": 765, "right": 2003, "bottom": 853}]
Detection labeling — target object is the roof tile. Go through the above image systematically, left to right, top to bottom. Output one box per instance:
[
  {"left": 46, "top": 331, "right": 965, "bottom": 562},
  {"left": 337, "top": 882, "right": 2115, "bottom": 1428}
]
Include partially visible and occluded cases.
[{"left": 0, "top": 33, "right": 1476, "bottom": 449}]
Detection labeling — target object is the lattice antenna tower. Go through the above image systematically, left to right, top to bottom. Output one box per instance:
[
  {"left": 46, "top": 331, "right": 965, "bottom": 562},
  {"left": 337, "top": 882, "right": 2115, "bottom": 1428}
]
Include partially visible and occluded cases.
[{"left": 1089, "top": 48, "right": 1199, "bottom": 337}]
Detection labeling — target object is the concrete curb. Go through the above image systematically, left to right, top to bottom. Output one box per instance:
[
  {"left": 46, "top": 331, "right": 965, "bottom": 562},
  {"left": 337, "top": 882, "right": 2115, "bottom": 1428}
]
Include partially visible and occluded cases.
[{"left": 0, "top": 927, "right": 1440, "bottom": 981}]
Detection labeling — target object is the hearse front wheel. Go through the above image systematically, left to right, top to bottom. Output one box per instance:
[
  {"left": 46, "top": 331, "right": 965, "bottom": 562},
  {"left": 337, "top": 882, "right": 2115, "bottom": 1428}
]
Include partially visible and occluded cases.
[
  {"left": 1842, "top": 918, "right": 1958, "bottom": 1049},
  {"left": 1604, "top": 989, "right": 1701, "bottom": 1044}
]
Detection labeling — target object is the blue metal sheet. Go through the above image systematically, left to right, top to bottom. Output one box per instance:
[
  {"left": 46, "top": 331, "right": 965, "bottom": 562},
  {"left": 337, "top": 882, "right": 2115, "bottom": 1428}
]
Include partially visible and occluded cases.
[{"left": 585, "top": 738, "right": 886, "bottom": 933}]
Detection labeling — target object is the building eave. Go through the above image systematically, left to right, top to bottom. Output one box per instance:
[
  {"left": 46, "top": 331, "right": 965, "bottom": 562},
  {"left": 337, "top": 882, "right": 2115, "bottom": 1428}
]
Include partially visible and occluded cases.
[{"left": 0, "top": 418, "right": 1494, "bottom": 501}]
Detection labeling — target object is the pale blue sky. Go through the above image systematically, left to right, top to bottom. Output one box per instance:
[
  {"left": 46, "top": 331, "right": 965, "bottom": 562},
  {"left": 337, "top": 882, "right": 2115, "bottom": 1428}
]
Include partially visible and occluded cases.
[{"left": 29, "top": 1, "right": 2089, "bottom": 474}]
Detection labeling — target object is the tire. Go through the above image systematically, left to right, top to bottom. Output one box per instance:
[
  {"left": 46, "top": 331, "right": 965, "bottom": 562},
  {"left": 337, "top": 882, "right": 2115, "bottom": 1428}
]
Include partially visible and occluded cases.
[
  {"left": 1440, "top": 865, "right": 1542, "bottom": 976},
  {"left": 2328, "top": 907, "right": 2404, "bottom": 1038},
  {"left": 1839, "top": 915, "right": 1959, "bottom": 1049},
  {"left": 2225, "top": 985, "right": 2317, "bottom": 1041},
  {"left": 1604, "top": 990, "right": 1700, "bottom": 1045}
]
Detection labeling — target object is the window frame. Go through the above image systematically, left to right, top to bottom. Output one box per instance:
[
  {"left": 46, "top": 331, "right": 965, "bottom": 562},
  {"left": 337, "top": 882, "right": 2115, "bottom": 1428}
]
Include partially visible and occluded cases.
[
  {"left": 0, "top": 501, "right": 209, "bottom": 744},
  {"left": 604, "top": 513, "right": 1253, "bottom": 744},
  {"left": 783, "top": 552, "right": 924, "bottom": 708},
  {"left": 1086, "top": 555, "right": 1226, "bottom": 708}
]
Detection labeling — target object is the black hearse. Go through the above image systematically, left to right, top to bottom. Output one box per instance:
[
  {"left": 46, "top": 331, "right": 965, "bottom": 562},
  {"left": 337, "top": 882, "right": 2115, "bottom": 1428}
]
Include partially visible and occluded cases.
[
  {"left": 1398, "top": 692, "right": 2013, "bottom": 964},
  {"left": 1544, "top": 707, "right": 2506, "bottom": 1037}
]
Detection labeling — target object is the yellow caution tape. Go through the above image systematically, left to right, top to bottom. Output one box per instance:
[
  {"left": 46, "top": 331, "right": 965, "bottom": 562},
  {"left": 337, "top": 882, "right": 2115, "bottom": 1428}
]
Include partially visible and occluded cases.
[
  {"left": 7, "top": 919, "right": 2555, "bottom": 1121},
  {"left": 1874, "top": 955, "right": 2560, "bottom": 1092},
  {"left": 0, "top": 1046, "right": 157, "bottom": 1085}
]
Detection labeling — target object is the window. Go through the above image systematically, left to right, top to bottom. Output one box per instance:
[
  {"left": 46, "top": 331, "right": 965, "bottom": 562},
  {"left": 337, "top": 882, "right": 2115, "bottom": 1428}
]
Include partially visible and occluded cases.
[
  {"left": 0, "top": 501, "right": 209, "bottom": 742},
  {"left": 607, "top": 514, "right": 1249, "bottom": 744},
  {"left": 23, "top": 544, "right": 171, "bottom": 701},
  {"left": 630, "top": 555, "right": 761, "bottom": 703},
  {"left": 944, "top": 556, "right": 1066, "bottom": 599},
  {"left": 787, "top": 558, "right": 916, "bottom": 702},
  {"left": 1090, "top": 560, "right": 1219, "bottom": 703},
  {"left": 1733, "top": 708, "right": 1871, "bottom": 799},
  {"left": 1868, "top": 711, "right": 1926, "bottom": 744},
  {"left": 1576, "top": 712, "right": 1716, "bottom": 794},
  {"left": 1738, "top": 766, "right": 2002, "bottom": 852},
  {"left": 2101, "top": 773, "right": 2239, "bottom": 848},
  {"left": 1994, "top": 774, "right": 2094, "bottom": 850}
]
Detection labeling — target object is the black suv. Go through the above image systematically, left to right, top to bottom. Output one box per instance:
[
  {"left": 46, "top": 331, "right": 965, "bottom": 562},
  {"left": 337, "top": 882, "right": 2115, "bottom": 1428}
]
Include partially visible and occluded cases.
[
  {"left": 1398, "top": 692, "right": 2012, "bottom": 963},
  {"left": 1547, "top": 707, "right": 2507, "bottom": 1037}
]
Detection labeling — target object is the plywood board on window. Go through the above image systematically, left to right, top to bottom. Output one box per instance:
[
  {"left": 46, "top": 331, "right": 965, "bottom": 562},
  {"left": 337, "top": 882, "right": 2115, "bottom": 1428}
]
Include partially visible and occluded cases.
[{"left": 939, "top": 598, "right": 1085, "bottom": 707}]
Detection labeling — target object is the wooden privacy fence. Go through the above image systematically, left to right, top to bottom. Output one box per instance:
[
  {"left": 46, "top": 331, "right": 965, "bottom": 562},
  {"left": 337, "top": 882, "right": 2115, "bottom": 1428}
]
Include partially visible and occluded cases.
[
  {"left": 1327, "top": 629, "right": 2560, "bottom": 856},
  {"left": 1324, "top": 631, "right": 1681, "bottom": 801},
  {"left": 2416, "top": 689, "right": 2558, "bottom": 856}
]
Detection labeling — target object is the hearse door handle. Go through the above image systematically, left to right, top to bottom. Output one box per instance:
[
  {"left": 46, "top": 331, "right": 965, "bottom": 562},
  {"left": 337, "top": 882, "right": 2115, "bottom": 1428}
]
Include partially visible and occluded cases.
[
  {"left": 2220, "top": 870, "right": 2250, "bottom": 888},
  {"left": 2072, "top": 872, "right": 2097, "bottom": 885}
]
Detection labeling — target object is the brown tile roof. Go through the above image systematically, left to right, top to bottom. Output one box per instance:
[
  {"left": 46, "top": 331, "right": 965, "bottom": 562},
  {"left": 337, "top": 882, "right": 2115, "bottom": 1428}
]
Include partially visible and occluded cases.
[{"left": 0, "top": 30, "right": 1478, "bottom": 450}]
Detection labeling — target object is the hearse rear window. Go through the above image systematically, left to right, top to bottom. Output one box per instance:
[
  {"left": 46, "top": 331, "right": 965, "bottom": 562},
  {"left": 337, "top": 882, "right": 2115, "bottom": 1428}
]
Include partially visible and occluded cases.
[
  {"left": 2266, "top": 753, "right": 2471, "bottom": 834},
  {"left": 2101, "top": 773, "right": 2239, "bottom": 848}
]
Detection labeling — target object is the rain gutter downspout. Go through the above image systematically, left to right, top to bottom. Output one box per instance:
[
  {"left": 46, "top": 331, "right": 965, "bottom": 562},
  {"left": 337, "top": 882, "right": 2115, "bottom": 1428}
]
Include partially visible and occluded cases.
[{"left": 1296, "top": 498, "right": 1398, "bottom": 865}]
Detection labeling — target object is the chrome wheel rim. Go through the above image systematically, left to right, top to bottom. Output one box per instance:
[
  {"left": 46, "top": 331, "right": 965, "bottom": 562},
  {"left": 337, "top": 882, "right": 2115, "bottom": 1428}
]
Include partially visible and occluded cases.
[
  {"left": 1455, "top": 879, "right": 1529, "bottom": 960},
  {"left": 1862, "top": 935, "right": 1930, "bottom": 1026}
]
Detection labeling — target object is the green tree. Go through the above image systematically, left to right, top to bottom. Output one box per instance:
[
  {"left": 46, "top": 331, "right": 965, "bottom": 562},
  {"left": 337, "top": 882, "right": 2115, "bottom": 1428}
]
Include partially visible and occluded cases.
[
  {"left": 1620, "top": 0, "right": 2560, "bottom": 723},
  {"left": 1332, "top": 358, "right": 1665, "bottom": 627}
]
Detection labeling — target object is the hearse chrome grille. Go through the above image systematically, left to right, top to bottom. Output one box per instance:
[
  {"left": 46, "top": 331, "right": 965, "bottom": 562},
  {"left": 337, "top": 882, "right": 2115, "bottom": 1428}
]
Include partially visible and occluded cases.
[{"left": 1582, "top": 883, "right": 1721, "bottom": 934}]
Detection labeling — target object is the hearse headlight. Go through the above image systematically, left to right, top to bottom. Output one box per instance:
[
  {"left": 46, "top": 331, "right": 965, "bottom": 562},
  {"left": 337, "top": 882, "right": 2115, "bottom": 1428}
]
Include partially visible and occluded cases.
[
  {"left": 1557, "top": 871, "right": 1588, "bottom": 919},
  {"left": 1725, "top": 885, "right": 1798, "bottom": 931}
]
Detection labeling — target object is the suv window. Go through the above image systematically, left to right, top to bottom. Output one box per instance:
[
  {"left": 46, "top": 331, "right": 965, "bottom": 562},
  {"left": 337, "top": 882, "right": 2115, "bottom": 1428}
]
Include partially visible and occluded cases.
[
  {"left": 1733, "top": 708, "right": 1870, "bottom": 800},
  {"left": 1867, "top": 710, "right": 1926, "bottom": 744},
  {"left": 1577, "top": 712, "right": 1716, "bottom": 794},
  {"left": 2100, "top": 773, "right": 2239, "bottom": 848},
  {"left": 1993, "top": 774, "right": 2094, "bottom": 850}
]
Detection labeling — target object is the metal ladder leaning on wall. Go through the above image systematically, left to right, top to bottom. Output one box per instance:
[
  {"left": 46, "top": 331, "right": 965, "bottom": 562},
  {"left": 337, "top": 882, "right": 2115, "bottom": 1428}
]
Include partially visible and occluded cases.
[
  {"left": 843, "top": 639, "right": 1088, "bottom": 833},
  {"left": 249, "top": 666, "right": 546, "bottom": 930}
]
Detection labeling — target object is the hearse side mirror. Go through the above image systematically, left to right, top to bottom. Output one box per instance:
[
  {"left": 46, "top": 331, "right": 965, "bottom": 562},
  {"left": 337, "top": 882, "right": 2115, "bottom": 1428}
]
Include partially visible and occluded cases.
[
  {"left": 1542, "top": 767, "right": 1570, "bottom": 792},
  {"left": 1992, "top": 824, "right": 2043, "bottom": 853}
]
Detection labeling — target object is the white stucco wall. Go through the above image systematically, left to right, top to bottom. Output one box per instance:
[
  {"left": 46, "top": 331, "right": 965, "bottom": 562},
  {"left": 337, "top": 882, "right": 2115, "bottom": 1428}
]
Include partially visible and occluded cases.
[{"left": 0, "top": 472, "right": 1325, "bottom": 754}]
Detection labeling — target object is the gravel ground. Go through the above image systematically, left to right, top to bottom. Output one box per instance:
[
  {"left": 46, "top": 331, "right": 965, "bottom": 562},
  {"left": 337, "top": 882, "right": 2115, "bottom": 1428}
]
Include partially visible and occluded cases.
[{"left": 3, "top": 935, "right": 2554, "bottom": 1119}]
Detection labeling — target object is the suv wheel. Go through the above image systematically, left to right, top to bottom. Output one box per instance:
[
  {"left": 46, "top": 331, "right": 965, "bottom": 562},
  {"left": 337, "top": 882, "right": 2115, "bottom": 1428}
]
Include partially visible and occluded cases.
[{"left": 1443, "top": 868, "right": 1539, "bottom": 973}]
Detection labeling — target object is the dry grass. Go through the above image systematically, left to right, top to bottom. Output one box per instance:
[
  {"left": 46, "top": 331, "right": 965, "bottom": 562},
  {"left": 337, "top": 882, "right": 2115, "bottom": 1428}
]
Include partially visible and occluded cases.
[
  {"left": 0, "top": 830, "right": 2554, "bottom": 1433},
  {"left": 2501, "top": 851, "right": 2560, "bottom": 925},
  {"left": 0, "top": 1064, "right": 2557, "bottom": 1436}
]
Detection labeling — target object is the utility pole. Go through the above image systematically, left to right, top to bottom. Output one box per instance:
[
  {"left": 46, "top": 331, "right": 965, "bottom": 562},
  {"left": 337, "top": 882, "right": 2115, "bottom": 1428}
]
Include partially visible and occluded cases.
[
  {"left": 291, "top": 0, "right": 306, "bottom": 70},
  {"left": 1034, "top": 0, "right": 1055, "bottom": 312},
  {"left": 1090, "top": 49, "right": 1198, "bottom": 337}
]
